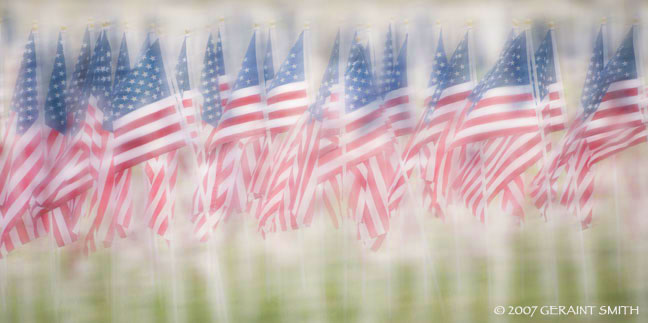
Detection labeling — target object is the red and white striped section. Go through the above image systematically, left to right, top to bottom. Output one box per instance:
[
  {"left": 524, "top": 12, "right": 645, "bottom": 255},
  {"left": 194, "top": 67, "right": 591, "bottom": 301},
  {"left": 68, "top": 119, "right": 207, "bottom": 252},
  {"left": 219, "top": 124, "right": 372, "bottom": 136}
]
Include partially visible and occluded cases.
[
  {"left": 583, "top": 79, "right": 646, "bottom": 166},
  {"left": 266, "top": 81, "right": 309, "bottom": 135},
  {"left": 540, "top": 82, "right": 567, "bottom": 133},
  {"left": 452, "top": 85, "right": 538, "bottom": 148},
  {"left": 208, "top": 86, "right": 265, "bottom": 149},
  {"left": 382, "top": 87, "right": 414, "bottom": 137},
  {"left": 180, "top": 90, "right": 200, "bottom": 140},
  {"left": 112, "top": 95, "right": 187, "bottom": 172},
  {"left": 319, "top": 100, "right": 391, "bottom": 183},
  {"left": 0, "top": 113, "right": 45, "bottom": 243},
  {"left": 482, "top": 132, "right": 543, "bottom": 202},
  {"left": 560, "top": 141, "right": 594, "bottom": 228},
  {"left": 453, "top": 147, "right": 485, "bottom": 221},
  {"left": 145, "top": 151, "right": 178, "bottom": 239},
  {"left": 349, "top": 155, "right": 391, "bottom": 251},
  {"left": 500, "top": 176, "right": 525, "bottom": 221},
  {"left": 0, "top": 214, "right": 48, "bottom": 258}
]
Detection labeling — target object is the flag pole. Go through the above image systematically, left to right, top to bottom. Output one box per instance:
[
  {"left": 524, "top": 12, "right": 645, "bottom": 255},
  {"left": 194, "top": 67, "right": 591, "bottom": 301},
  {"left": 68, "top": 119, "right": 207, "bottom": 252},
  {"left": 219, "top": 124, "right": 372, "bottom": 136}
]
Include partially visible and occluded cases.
[
  {"left": 524, "top": 19, "right": 560, "bottom": 303},
  {"left": 339, "top": 25, "right": 350, "bottom": 322}
]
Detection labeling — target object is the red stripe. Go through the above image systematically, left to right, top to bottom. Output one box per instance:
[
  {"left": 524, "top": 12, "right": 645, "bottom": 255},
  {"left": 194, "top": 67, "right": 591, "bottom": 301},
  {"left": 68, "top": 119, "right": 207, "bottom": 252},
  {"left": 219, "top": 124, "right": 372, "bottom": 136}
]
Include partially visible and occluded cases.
[{"left": 113, "top": 105, "right": 177, "bottom": 137}]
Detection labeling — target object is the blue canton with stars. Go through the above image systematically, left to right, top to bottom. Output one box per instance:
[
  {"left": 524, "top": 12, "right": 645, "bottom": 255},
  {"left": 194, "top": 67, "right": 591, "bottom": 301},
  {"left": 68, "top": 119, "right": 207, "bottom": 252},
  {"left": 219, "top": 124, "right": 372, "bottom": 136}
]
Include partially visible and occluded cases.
[
  {"left": 378, "top": 25, "right": 394, "bottom": 96},
  {"left": 582, "top": 27, "right": 637, "bottom": 118},
  {"left": 67, "top": 28, "right": 92, "bottom": 135},
  {"left": 579, "top": 29, "right": 605, "bottom": 117},
  {"left": 88, "top": 30, "right": 113, "bottom": 130},
  {"left": 11, "top": 31, "right": 39, "bottom": 134},
  {"left": 215, "top": 31, "right": 227, "bottom": 78},
  {"left": 427, "top": 31, "right": 448, "bottom": 90},
  {"left": 533, "top": 31, "right": 558, "bottom": 101},
  {"left": 44, "top": 32, "right": 67, "bottom": 133},
  {"left": 268, "top": 32, "right": 304, "bottom": 91},
  {"left": 310, "top": 32, "right": 340, "bottom": 122},
  {"left": 424, "top": 32, "right": 471, "bottom": 123},
  {"left": 115, "top": 33, "right": 131, "bottom": 89},
  {"left": 231, "top": 33, "right": 259, "bottom": 92},
  {"left": 263, "top": 33, "right": 275, "bottom": 86},
  {"left": 468, "top": 33, "right": 529, "bottom": 109},
  {"left": 200, "top": 34, "right": 224, "bottom": 128},
  {"left": 386, "top": 35, "right": 408, "bottom": 92},
  {"left": 175, "top": 36, "right": 191, "bottom": 93},
  {"left": 345, "top": 37, "right": 379, "bottom": 113},
  {"left": 111, "top": 40, "right": 171, "bottom": 121}
]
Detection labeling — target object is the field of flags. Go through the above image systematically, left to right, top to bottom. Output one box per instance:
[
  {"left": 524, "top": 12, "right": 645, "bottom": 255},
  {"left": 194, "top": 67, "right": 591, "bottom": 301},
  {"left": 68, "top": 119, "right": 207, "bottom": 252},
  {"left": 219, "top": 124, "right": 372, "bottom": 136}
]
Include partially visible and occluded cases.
[
  {"left": 1, "top": 1, "right": 648, "bottom": 321},
  {"left": 0, "top": 19, "right": 646, "bottom": 256}
]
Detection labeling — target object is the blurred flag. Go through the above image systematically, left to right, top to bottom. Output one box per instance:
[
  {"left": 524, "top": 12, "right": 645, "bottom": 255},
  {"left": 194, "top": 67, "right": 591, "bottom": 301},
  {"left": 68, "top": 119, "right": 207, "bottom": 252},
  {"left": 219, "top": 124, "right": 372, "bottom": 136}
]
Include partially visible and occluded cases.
[
  {"left": 0, "top": 31, "right": 48, "bottom": 256},
  {"left": 452, "top": 33, "right": 538, "bottom": 148},
  {"left": 381, "top": 34, "right": 415, "bottom": 137}
]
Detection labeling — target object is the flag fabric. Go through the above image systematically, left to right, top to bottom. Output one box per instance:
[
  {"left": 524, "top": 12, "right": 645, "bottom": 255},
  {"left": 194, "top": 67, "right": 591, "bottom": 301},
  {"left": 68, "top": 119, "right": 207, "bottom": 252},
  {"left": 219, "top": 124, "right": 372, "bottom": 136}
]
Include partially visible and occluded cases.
[
  {"left": 378, "top": 25, "right": 395, "bottom": 97},
  {"left": 581, "top": 27, "right": 646, "bottom": 166},
  {"left": 530, "top": 28, "right": 606, "bottom": 213},
  {"left": 534, "top": 29, "right": 567, "bottom": 133},
  {"left": 263, "top": 30, "right": 275, "bottom": 86},
  {"left": 0, "top": 31, "right": 46, "bottom": 248},
  {"left": 390, "top": 31, "right": 473, "bottom": 214},
  {"left": 205, "top": 32, "right": 264, "bottom": 149},
  {"left": 255, "top": 32, "right": 312, "bottom": 233},
  {"left": 265, "top": 32, "right": 307, "bottom": 135},
  {"left": 314, "top": 32, "right": 343, "bottom": 227},
  {"left": 452, "top": 33, "right": 538, "bottom": 148},
  {"left": 191, "top": 34, "right": 235, "bottom": 241},
  {"left": 381, "top": 34, "right": 415, "bottom": 137},
  {"left": 145, "top": 35, "right": 196, "bottom": 239},
  {"left": 318, "top": 36, "right": 391, "bottom": 183},
  {"left": 343, "top": 37, "right": 392, "bottom": 249},
  {"left": 110, "top": 39, "right": 187, "bottom": 172}
]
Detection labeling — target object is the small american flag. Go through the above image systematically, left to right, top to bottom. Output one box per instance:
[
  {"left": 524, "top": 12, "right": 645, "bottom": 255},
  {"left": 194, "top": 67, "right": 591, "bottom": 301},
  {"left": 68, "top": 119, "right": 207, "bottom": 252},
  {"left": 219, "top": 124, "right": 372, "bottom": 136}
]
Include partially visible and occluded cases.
[
  {"left": 581, "top": 26, "right": 646, "bottom": 166},
  {"left": 534, "top": 29, "right": 567, "bottom": 133},
  {"left": 0, "top": 31, "right": 48, "bottom": 255},
  {"left": 206, "top": 32, "right": 265, "bottom": 148},
  {"left": 452, "top": 33, "right": 538, "bottom": 148},
  {"left": 381, "top": 34, "right": 415, "bottom": 137},
  {"left": 110, "top": 38, "right": 188, "bottom": 172}
]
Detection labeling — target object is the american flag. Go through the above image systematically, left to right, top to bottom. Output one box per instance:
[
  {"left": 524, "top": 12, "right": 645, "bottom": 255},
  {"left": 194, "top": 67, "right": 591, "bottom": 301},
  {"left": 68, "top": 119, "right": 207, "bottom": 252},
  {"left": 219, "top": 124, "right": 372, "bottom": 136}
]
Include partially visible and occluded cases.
[
  {"left": 378, "top": 25, "right": 395, "bottom": 97},
  {"left": 581, "top": 27, "right": 646, "bottom": 166},
  {"left": 530, "top": 28, "right": 606, "bottom": 213},
  {"left": 534, "top": 29, "right": 567, "bottom": 133},
  {"left": 0, "top": 31, "right": 46, "bottom": 250},
  {"left": 34, "top": 31, "right": 85, "bottom": 247},
  {"left": 390, "top": 31, "right": 473, "bottom": 214},
  {"left": 205, "top": 32, "right": 265, "bottom": 149},
  {"left": 248, "top": 32, "right": 308, "bottom": 218},
  {"left": 255, "top": 32, "right": 311, "bottom": 232},
  {"left": 265, "top": 32, "right": 307, "bottom": 135},
  {"left": 313, "top": 32, "right": 343, "bottom": 227},
  {"left": 191, "top": 33, "right": 236, "bottom": 241},
  {"left": 451, "top": 33, "right": 538, "bottom": 148},
  {"left": 381, "top": 34, "right": 415, "bottom": 137},
  {"left": 145, "top": 35, "right": 196, "bottom": 239},
  {"left": 318, "top": 36, "right": 391, "bottom": 182},
  {"left": 343, "top": 37, "right": 392, "bottom": 249},
  {"left": 110, "top": 38, "right": 188, "bottom": 172}
]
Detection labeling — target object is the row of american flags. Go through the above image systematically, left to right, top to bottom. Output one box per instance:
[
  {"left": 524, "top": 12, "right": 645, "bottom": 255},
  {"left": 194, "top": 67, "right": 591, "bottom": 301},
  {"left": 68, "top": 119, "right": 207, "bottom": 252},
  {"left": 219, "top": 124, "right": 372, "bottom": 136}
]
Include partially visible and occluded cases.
[{"left": 0, "top": 20, "right": 646, "bottom": 256}]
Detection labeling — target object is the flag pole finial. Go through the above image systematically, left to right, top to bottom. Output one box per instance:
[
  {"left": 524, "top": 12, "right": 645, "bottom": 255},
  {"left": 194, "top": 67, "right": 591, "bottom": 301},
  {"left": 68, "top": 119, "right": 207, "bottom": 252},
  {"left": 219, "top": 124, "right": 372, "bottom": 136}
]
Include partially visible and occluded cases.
[
  {"left": 219, "top": 16, "right": 225, "bottom": 23},
  {"left": 88, "top": 17, "right": 95, "bottom": 28},
  {"left": 601, "top": 17, "right": 607, "bottom": 24},
  {"left": 403, "top": 18, "right": 409, "bottom": 25},
  {"left": 512, "top": 18, "right": 519, "bottom": 27},
  {"left": 524, "top": 18, "right": 532, "bottom": 30},
  {"left": 632, "top": 18, "right": 639, "bottom": 25},
  {"left": 466, "top": 19, "right": 473, "bottom": 27},
  {"left": 269, "top": 20, "right": 276, "bottom": 27},
  {"left": 548, "top": 20, "right": 555, "bottom": 29},
  {"left": 31, "top": 21, "right": 38, "bottom": 31},
  {"left": 102, "top": 21, "right": 111, "bottom": 28},
  {"left": 304, "top": 21, "right": 311, "bottom": 29},
  {"left": 60, "top": 25, "right": 67, "bottom": 31},
  {"left": 185, "top": 29, "right": 191, "bottom": 35}
]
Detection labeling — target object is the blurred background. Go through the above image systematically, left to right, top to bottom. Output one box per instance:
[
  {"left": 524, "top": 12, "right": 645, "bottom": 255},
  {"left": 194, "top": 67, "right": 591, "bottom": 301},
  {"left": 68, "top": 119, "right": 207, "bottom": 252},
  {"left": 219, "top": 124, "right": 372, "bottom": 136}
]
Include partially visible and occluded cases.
[{"left": 1, "top": 0, "right": 648, "bottom": 322}]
